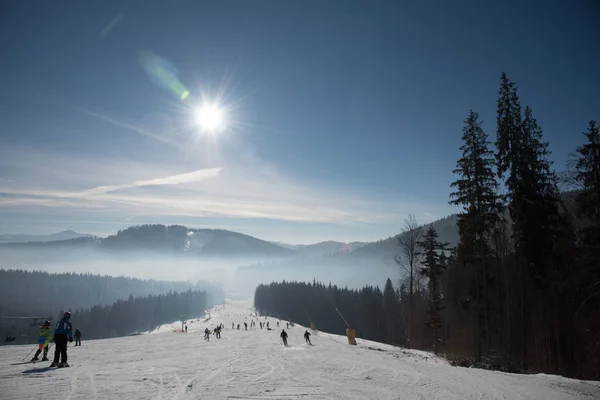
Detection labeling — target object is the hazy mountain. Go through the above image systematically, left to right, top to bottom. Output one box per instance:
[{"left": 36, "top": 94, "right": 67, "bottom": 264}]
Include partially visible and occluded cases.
[
  {"left": 341, "top": 214, "right": 459, "bottom": 264},
  {"left": 0, "top": 225, "right": 295, "bottom": 258},
  {"left": 0, "top": 230, "right": 91, "bottom": 243},
  {"left": 291, "top": 241, "right": 367, "bottom": 256}
]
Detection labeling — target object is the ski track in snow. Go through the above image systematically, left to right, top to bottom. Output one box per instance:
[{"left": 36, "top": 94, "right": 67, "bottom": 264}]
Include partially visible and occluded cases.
[{"left": 1, "top": 299, "right": 599, "bottom": 400}]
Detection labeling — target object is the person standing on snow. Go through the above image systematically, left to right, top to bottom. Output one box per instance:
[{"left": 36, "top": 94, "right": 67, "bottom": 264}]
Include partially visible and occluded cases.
[
  {"left": 51, "top": 311, "right": 73, "bottom": 368},
  {"left": 32, "top": 321, "right": 52, "bottom": 361},
  {"left": 244, "top": 322, "right": 247, "bottom": 331},
  {"left": 74, "top": 328, "right": 82, "bottom": 346},
  {"left": 204, "top": 328, "right": 210, "bottom": 341},
  {"left": 280, "top": 329, "right": 288, "bottom": 346},
  {"left": 304, "top": 330, "right": 312, "bottom": 345}
]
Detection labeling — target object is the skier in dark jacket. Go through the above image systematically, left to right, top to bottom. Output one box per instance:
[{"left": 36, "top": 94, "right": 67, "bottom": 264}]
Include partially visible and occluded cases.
[
  {"left": 51, "top": 312, "right": 73, "bottom": 368},
  {"left": 74, "top": 328, "right": 82, "bottom": 346},
  {"left": 204, "top": 328, "right": 210, "bottom": 341},
  {"left": 280, "top": 329, "right": 288, "bottom": 346},
  {"left": 304, "top": 330, "right": 312, "bottom": 345}
]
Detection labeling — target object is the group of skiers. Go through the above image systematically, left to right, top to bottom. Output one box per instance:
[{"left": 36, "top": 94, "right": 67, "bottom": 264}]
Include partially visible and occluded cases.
[
  {"left": 31, "top": 311, "right": 82, "bottom": 368},
  {"left": 212, "top": 316, "right": 313, "bottom": 347},
  {"left": 280, "top": 329, "right": 312, "bottom": 346}
]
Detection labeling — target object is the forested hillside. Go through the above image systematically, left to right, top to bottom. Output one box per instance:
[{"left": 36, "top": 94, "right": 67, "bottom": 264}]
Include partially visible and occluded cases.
[
  {"left": 257, "top": 73, "right": 600, "bottom": 381},
  {"left": 0, "top": 269, "right": 223, "bottom": 344},
  {"left": 3, "top": 289, "right": 209, "bottom": 344},
  {"left": 71, "top": 289, "right": 208, "bottom": 339}
]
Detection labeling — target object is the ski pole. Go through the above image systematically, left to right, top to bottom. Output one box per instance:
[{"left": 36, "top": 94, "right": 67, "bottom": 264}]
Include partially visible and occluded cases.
[{"left": 23, "top": 345, "right": 37, "bottom": 361}]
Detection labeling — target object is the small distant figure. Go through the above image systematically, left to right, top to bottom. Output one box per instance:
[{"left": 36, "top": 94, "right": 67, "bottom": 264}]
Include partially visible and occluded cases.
[
  {"left": 51, "top": 311, "right": 73, "bottom": 368},
  {"left": 32, "top": 320, "right": 52, "bottom": 361},
  {"left": 277, "top": 321, "right": 279, "bottom": 327},
  {"left": 232, "top": 322, "right": 235, "bottom": 329},
  {"left": 244, "top": 322, "right": 248, "bottom": 331},
  {"left": 260, "top": 322, "right": 263, "bottom": 329},
  {"left": 266, "top": 322, "right": 269, "bottom": 329},
  {"left": 286, "top": 322, "right": 289, "bottom": 329},
  {"left": 237, "top": 324, "right": 240, "bottom": 330},
  {"left": 185, "top": 325, "right": 188, "bottom": 333},
  {"left": 214, "top": 326, "right": 221, "bottom": 338},
  {"left": 74, "top": 328, "right": 82, "bottom": 346},
  {"left": 204, "top": 328, "right": 210, "bottom": 341},
  {"left": 280, "top": 329, "right": 288, "bottom": 346},
  {"left": 304, "top": 330, "right": 312, "bottom": 345}
]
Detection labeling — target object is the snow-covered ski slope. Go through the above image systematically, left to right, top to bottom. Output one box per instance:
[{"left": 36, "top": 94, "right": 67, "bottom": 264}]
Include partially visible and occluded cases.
[{"left": 1, "top": 299, "right": 599, "bottom": 399}]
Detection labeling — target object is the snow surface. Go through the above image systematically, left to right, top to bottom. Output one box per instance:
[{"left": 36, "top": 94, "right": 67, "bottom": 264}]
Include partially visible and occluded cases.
[{"left": 1, "top": 299, "right": 599, "bottom": 399}]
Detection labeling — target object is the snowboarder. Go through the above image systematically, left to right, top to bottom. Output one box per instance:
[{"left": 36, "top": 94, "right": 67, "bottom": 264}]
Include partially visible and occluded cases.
[
  {"left": 51, "top": 311, "right": 73, "bottom": 368},
  {"left": 32, "top": 321, "right": 52, "bottom": 361},
  {"left": 244, "top": 322, "right": 247, "bottom": 331},
  {"left": 74, "top": 328, "right": 82, "bottom": 346},
  {"left": 204, "top": 328, "right": 210, "bottom": 341},
  {"left": 280, "top": 329, "right": 288, "bottom": 346},
  {"left": 304, "top": 330, "right": 312, "bottom": 345}
]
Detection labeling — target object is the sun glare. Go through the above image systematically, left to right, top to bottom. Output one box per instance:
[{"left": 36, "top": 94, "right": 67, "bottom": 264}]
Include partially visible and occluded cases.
[{"left": 194, "top": 104, "right": 225, "bottom": 133}]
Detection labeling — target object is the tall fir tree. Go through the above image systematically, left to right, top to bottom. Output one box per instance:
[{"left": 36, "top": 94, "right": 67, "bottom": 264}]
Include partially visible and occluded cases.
[
  {"left": 518, "top": 105, "right": 561, "bottom": 285},
  {"left": 450, "top": 110, "right": 501, "bottom": 359},
  {"left": 575, "top": 120, "right": 600, "bottom": 244},
  {"left": 418, "top": 227, "right": 449, "bottom": 353}
]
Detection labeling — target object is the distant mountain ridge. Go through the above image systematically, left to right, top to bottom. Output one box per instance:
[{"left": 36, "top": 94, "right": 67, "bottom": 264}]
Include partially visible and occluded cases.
[
  {"left": 0, "top": 225, "right": 295, "bottom": 258},
  {"left": 0, "top": 230, "right": 91, "bottom": 243},
  {"left": 273, "top": 240, "right": 367, "bottom": 256}
]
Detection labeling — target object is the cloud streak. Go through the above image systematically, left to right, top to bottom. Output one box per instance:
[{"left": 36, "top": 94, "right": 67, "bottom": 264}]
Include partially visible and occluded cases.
[
  {"left": 0, "top": 143, "right": 449, "bottom": 240},
  {"left": 79, "top": 167, "right": 222, "bottom": 196}
]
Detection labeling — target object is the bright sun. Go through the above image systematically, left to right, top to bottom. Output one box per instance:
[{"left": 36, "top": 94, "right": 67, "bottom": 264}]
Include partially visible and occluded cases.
[{"left": 194, "top": 104, "right": 225, "bottom": 133}]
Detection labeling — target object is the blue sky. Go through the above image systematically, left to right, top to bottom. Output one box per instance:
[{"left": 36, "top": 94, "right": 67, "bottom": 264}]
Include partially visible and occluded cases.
[{"left": 1, "top": 1, "right": 598, "bottom": 244}]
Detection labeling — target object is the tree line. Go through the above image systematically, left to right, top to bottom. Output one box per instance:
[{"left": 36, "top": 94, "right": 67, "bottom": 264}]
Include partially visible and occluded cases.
[
  {"left": 255, "top": 72, "right": 599, "bottom": 380},
  {"left": 0, "top": 269, "right": 223, "bottom": 344},
  {"left": 3, "top": 289, "right": 209, "bottom": 344},
  {"left": 69, "top": 289, "right": 208, "bottom": 339}
]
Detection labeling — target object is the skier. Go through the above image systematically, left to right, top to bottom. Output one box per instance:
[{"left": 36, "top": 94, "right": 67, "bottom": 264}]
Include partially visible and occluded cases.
[
  {"left": 51, "top": 311, "right": 73, "bottom": 368},
  {"left": 31, "top": 321, "right": 52, "bottom": 361},
  {"left": 232, "top": 322, "right": 235, "bottom": 329},
  {"left": 244, "top": 322, "right": 247, "bottom": 331},
  {"left": 260, "top": 322, "right": 263, "bottom": 329},
  {"left": 286, "top": 322, "right": 289, "bottom": 329},
  {"left": 237, "top": 324, "right": 240, "bottom": 330},
  {"left": 185, "top": 325, "right": 188, "bottom": 333},
  {"left": 74, "top": 328, "right": 82, "bottom": 346},
  {"left": 204, "top": 328, "right": 210, "bottom": 341},
  {"left": 280, "top": 329, "right": 288, "bottom": 346},
  {"left": 304, "top": 330, "right": 312, "bottom": 345}
]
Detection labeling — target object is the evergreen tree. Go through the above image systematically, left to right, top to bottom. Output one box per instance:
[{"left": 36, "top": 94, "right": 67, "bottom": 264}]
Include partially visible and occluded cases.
[
  {"left": 450, "top": 110, "right": 501, "bottom": 359},
  {"left": 574, "top": 120, "right": 600, "bottom": 244},
  {"left": 418, "top": 227, "right": 449, "bottom": 353},
  {"left": 383, "top": 278, "right": 399, "bottom": 343}
]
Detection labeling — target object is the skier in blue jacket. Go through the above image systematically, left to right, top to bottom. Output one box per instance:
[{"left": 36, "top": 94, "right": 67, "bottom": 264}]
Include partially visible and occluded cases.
[{"left": 51, "top": 311, "right": 73, "bottom": 368}]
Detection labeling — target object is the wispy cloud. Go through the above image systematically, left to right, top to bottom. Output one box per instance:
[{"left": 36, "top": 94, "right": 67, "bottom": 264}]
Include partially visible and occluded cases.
[
  {"left": 84, "top": 110, "right": 176, "bottom": 146},
  {"left": 0, "top": 137, "right": 448, "bottom": 236},
  {"left": 79, "top": 167, "right": 222, "bottom": 196}
]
